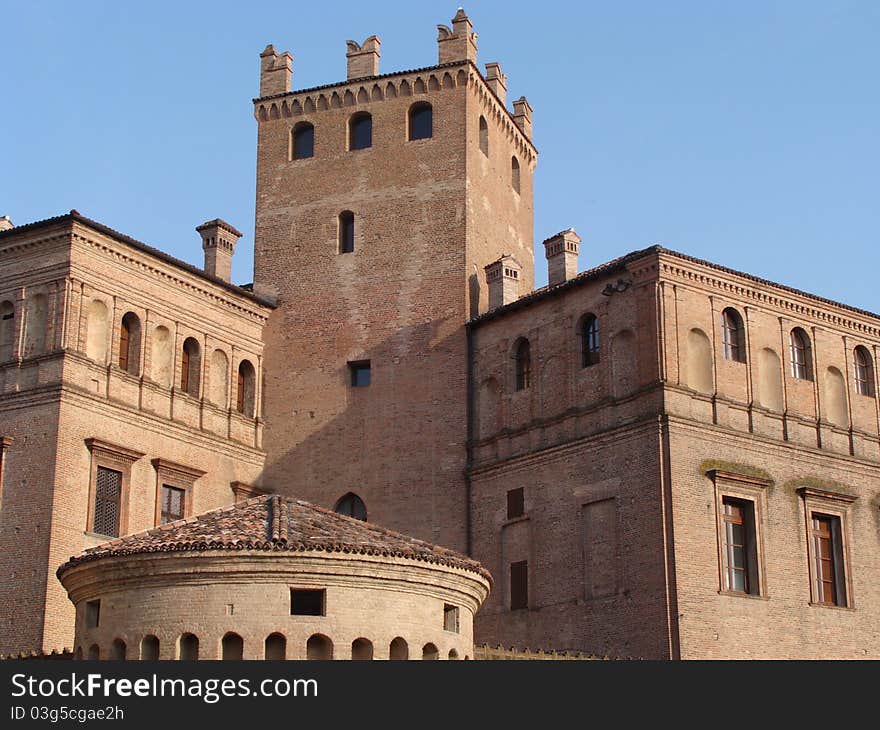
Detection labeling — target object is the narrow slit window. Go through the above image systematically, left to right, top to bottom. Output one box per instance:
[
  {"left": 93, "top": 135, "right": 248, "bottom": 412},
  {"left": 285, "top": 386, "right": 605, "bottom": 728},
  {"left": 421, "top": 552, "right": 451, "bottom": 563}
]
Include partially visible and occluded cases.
[
  {"left": 479, "top": 116, "right": 489, "bottom": 156},
  {"left": 511, "top": 156, "right": 520, "bottom": 193},
  {"left": 338, "top": 211, "right": 355, "bottom": 254},
  {"left": 581, "top": 314, "right": 600, "bottom": 367},
  {"left": 514, "top": 339, "right": 531, "bottom": 391},
  {"left": 510, "top": 560, "right": 528, "bottom": 610}
]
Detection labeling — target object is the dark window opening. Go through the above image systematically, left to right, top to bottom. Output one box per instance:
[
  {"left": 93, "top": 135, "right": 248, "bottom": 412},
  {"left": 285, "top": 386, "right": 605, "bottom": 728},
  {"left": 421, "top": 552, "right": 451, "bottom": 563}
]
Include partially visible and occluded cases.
[
  {"left": 409, "top": 102, "right": 433, "bottom": 140},
  {"left": 349, "top": 113, "right": 372, "bottom": 150},
  {"left": 479, "top": 116, "right": 489, "bottom": 156},
  {"left": 292, "top": 122, "right": 314, "bottom": 159},
  {"left": 511, "top": 156, "right": 521, "bottom": 193},
  {"left": 338, "top": 211, "right": 355, "bottom": 254},
  {"left": 581, "top": 314, "right": 600, "bottom": 367},
  {"left": 349, "top": 360, "right": 370, "bottom": 387},
  {"left": 93, "top": 466, "right": 122, "bottom": 537},
  {"left": 160, "top": 485, "right": 185, "bottom": 525},
  {"left": 507, "top": 487, "right": 524, "bottom": 519},
  {"left": 335, "top": 492, "right": 367, "bottom": 521},
  {"left": 510, "top": 560, "right": 528, "bottom": 610},
  {"left": 291, "top": 588, "right": 326, "bottom": 616},
  {"left": 85, "top": 599, "right": 101, "bottom": 629}
]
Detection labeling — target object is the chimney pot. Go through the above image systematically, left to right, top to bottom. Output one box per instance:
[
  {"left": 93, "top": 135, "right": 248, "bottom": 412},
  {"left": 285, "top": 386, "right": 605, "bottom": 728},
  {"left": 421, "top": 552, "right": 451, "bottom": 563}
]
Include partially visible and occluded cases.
[
  {"left": 197, "top": 219, "right": 243, "bottom": 283},
  {"left": 543, "top": 229, "right": 580, "bottom": 286}
]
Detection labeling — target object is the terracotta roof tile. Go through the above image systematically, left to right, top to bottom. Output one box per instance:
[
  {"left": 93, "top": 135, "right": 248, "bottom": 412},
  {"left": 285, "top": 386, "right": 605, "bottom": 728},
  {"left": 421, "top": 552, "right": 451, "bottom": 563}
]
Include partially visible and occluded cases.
[{"left": 57, "top": 494, "right": 490, "bottom": 582}]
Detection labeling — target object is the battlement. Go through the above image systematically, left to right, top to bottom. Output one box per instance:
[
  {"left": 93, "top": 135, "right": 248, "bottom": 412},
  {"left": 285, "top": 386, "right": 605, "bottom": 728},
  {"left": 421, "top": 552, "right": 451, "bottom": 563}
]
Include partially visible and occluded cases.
[{"left": 253, "top": 9, "right": 536, "bottom": 156}]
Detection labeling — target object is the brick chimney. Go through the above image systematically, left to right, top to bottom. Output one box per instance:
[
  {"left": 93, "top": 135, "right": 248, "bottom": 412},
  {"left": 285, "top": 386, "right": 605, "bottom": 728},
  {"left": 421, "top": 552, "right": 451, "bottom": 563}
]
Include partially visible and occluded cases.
[
  {"left": 437, "top": 8, "right": 478, "bottom": 64},
  {"left": 346, "top": 36, "right": 381, "bottom": 79},
  {"left": 259, "top": 44, "right": 293, "bottom": 97},
  {"left": 484, "top": 63, "right": 507, "bottom": 104},
  {"left": 513, "top": 97, "right": 533, "bottom": 140},
  {"left": 0, "top": 216, "right": 13, "bottom": 232},
  {"left": 197, "top": 219, "right": 242, "bottom": 283},
  {"left": 543, "top": 229, "right": 580, "bottom": 286},
  {"left": 485, "top": 255, "right": 522, "bottom": 310}
]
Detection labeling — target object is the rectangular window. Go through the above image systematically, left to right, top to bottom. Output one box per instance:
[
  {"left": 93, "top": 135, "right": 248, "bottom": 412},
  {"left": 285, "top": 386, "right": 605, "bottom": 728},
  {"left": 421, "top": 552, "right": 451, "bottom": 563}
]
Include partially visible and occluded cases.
[
  {"left": 349, "top": 360, "right": 371, "bottom": 387},
  {"left": 93, "top": 466, "right": 122, "bottom": 537},
  {"left": 160, "top": 485, "right": 185, "bottom": 525},
  {"left": 506, "top": 488, "right": 524, "bottom": 520},
  {"left": 721, "top": 498, "right": 759, "bottom": 595},
  {"left": 810, "top": 513, "right": 847, "bottom": 607},
  {"left": 510, "top": 560, "right": 528, "bottom": 610},
  {"left": 290, "top": 588, "right": 326, "bottom": 616},
  {"left": 85, "top": 599, "right": 101, "bottom": 629},
  {"left": 443, "top": 604, "right": 460, "bottom": 633}
]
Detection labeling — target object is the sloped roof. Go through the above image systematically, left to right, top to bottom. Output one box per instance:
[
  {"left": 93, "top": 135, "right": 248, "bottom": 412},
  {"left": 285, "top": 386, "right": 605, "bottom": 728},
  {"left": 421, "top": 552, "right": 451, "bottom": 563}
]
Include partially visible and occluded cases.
[{"left": 57, "top": 494, "right": 490, "bottom": 581}]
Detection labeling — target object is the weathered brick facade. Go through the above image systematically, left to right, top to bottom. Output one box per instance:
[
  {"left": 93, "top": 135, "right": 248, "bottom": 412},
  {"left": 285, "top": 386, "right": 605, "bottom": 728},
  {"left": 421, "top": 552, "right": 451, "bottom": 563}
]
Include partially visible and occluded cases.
[
  {"left": 2, "top": 9, "right": 878, "bottom": 659},
  {"left": 0, "top": 214, "right": 271, "bottom": 654}
]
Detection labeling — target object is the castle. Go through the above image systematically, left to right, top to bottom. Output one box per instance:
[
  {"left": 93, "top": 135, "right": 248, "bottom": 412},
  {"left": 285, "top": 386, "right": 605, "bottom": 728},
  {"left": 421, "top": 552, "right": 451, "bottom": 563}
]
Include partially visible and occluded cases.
[{"left": 2, "top": 10, "right": 879, "bottom": 659}]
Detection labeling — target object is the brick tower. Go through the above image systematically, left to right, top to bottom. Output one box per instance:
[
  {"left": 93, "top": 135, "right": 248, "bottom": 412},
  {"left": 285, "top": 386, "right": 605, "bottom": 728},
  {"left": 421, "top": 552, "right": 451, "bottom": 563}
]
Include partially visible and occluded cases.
[{"left": 252, "top": 9, "right": 536, "bottom": 549}]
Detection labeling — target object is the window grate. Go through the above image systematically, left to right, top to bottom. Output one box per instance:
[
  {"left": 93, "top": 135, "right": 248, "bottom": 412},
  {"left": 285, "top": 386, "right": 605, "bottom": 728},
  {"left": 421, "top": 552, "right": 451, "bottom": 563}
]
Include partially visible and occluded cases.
[{"left": 94, "top": 467, "right": 122, "bottom": 537}]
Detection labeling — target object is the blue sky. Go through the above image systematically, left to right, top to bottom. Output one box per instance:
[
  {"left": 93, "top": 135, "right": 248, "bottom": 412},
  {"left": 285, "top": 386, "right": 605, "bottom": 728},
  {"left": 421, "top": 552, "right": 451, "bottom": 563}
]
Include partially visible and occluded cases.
[{"left": 2, "top": 1, "right": 878, "bottom": 312}]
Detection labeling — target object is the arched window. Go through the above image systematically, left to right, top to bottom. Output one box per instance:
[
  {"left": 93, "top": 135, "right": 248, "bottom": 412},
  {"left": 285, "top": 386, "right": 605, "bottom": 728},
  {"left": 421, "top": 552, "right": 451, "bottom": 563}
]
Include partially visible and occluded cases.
[
  {"left": 408, "top": 102, "right": 432, "bottom": 140},
  {"left": 349, "top": 112, "right": 372, "bottom": 150},
  {"left": 479, "top": 116, "right": 489, "bottom": 156},
  {"left": 292, "top": 122, "right": 314, "bottom": 159},
  {"left": 511, "top": 156, "right": 520, "bottom": 193},
  {"left": 338, "top": 211, "right": 355, "bottom": 254},
  {"left": 24, "top": 293, "right": 47, "bottom": 357},
  {"left": 85, "top": 299, "right": 108, "bottom": 363},
  {"left": 0, "top": 300, "right": 14, "bottom": 361},
  {"left": 721, "top": 308, "right": 746, "bottom": 363},
  {"left": 119, "top": 312, "right": 141, "bottom": 375},
  {"left": 581, "top": 314, "right": 600, "bottom": 367},
  {"left": 151, "top": 326, "right": 172, "bottom": 387},
  {"left": 789, "top": 328, "right": 813, "bottom": 381},
  {"left": 180, "top": 338, "right": 201, "bottom": 396},
  {"left": 514, "top": 338, "right": 531, "bottom": 391},
  {"left": 854, "top": 346, "right": 874, "bottom": 397},
  {"left": 237, "top": 360, "right": 256, "bottom": 416},
  {"left": 335, "top": 492, "right": 367, "bottom": 521},
  {"left": 221, "top": 632, "right": 244, "bottom": 660},
  {"left": 178, "top": 633, "right": 199, "bottom": 660},
  {"left": 265, "top": 633, "right": 286, "bottom": 660},
  {"left": 306, "top": 634, "right": 333, "bottom": 660},
  {"left": 140, "top": 635, "right": 160, "bottom": 660},
  {"left": 389, "top": 637, "right": 408, "bottom": 660},
  {"left": 110, "top": 638, "right": 127, "bottom": 660},
  {"left": 351, "top": 638, "right": 373, "bottom": 660},
  {"left": 422, "top": 643, "right": 439, "bottom": 660},
  {"left": 87, "top": 644, "right": 100, "bottom": 661},
  {"left": 74, "top": 646, "right": 83, "bottom": 661},
  {"left": 448, "top": 649, "right": 459, "bottom": 660}
]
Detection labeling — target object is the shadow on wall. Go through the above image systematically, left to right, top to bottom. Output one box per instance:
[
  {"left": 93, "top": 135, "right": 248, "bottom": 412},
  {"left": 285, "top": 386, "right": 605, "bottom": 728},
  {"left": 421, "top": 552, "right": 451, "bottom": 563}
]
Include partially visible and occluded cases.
[{"left": 257, "top": 314, "right": 469, "bottom": 547}]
